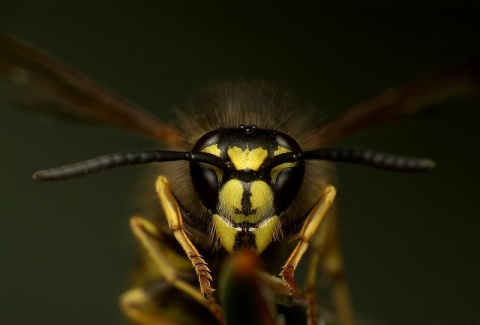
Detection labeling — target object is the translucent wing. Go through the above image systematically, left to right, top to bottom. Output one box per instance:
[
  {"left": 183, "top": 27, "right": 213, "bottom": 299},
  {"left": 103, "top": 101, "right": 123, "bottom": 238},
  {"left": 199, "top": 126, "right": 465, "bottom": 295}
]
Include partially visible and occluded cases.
[
  {"left": 0, "top": 34, "right": 182, "bottom": 147},
  {"left": 317, "top": 58, "right": 480, "bottom": 146}
]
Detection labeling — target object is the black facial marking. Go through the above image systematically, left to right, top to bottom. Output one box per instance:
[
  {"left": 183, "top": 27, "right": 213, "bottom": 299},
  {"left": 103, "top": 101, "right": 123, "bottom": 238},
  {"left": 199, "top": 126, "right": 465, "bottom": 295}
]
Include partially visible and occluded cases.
[
  {"left": 240, "top": 189, "right": 257, "bottom": 216},
  {"left": 233, "top": 225, "right": 257, "bottom": 252}
]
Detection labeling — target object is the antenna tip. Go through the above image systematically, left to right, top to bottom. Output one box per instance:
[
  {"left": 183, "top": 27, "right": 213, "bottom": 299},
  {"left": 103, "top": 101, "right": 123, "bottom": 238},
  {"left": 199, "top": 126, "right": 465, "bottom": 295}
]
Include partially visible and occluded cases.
[{"left": 32, "top": 170, "right": 49, "bottom": 181}]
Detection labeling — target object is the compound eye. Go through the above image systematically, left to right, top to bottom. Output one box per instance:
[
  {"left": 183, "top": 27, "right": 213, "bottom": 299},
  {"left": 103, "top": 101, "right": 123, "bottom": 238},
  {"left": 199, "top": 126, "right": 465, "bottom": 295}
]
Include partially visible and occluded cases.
[
  {"left": 190, "top": 162, "right": 220, "bottom": 210},
  {"left": 273, "top": 164, "right": 304, "bottom": 212}
]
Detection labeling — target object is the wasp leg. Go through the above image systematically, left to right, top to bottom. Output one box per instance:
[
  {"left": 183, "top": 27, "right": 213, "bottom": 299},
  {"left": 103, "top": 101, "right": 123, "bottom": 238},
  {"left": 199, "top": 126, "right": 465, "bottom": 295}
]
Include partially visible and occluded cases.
[
  {"left": 155, "top": 176, "right": 215, "bottom": 298},
  {"left": 279, "top": 185, "right": 336, "bottom": 298},
  {"left": 302, "top": 208, "right": 354, "bottom": 325},
  {"left": 126, "top": 215, "right": 223, "bottom": 324},
  {"left": 318, "top": 221, "right": 354, "bottom": 325},
  {"left": 304, "top": 230, "right": 325, "bottom": 325},
  {"left": 121, "top": 280, "right": 220, "bottom": 325},
  {"left": 120, "top": 285, "right": 176, "bottom": 325}
]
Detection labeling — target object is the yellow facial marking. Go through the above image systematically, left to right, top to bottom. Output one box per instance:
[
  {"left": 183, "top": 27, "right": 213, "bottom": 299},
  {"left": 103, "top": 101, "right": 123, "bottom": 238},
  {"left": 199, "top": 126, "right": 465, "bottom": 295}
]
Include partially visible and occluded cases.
[
  {"left": 201, "top": 143, "right": 221, "bottom": 157},
  {"left": 201, "top": 144, "right": 223, "bottom": 181},
  {"left": 227, "top": 146, "right": 268, "bottom": 171},
  {"left": 271, "top": 146, "right": 296, "bottom": 182},
  {"left": 273, "top": 146, "right": 291, "bottom": 156},
  {"left": 217, "top": 180, "right": 274, "bottom": 224},
  {"left": 218, "top": 180, "right": 243, "bottom": 220},
  {"left": 249, "top": 181, "right": 274, "bottom": 219},
  {"left": 213, "top": 214, "right": 237, "bottom": 254},
  {"left": 213, "top": 214, "right": 280, "bottom": 255},
  {"left": 251, "top": 216, "right": 280, "bottom": 254}
]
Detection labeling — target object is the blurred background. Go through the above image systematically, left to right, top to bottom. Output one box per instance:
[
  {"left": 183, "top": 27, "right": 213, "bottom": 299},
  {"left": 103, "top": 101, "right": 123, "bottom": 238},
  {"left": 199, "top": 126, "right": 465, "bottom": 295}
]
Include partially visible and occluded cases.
[{"left": 1, "top": 1, "right": 479, "bottom": 325}]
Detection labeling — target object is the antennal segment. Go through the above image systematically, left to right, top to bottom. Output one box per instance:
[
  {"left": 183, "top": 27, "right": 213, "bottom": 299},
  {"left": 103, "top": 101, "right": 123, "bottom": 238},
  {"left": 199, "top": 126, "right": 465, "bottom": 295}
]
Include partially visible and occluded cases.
[{"left": 267, "top": 148, "right": 435, "bottom": 172}]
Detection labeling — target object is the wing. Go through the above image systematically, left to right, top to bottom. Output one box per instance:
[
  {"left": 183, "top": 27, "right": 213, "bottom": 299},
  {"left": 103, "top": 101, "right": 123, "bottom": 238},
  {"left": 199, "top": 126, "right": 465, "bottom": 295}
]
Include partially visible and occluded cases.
[
  {"left": 0, "top": 34, "right": 182, "bottom": 147},
  {"left": 317, "top": 58, "right": 480, "bottom": 146}
]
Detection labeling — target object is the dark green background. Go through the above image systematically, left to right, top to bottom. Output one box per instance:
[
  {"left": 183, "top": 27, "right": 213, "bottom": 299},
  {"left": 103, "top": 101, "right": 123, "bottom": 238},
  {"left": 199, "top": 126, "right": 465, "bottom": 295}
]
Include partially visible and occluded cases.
[{"left": 1, "top": 1, "right": 479, "bottom": 325}]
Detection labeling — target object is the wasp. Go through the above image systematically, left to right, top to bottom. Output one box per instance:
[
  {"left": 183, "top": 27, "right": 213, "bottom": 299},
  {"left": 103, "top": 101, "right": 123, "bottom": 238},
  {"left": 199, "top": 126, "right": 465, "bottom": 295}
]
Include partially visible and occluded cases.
[{"left": 1, "top": 34, "right": 477, "bottom": 325}]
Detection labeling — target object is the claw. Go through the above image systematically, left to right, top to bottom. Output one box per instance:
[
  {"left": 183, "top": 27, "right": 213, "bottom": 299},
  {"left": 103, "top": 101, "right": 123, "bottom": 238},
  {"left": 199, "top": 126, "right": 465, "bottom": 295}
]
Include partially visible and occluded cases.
[{"left": 279, "top": 265, "right": 299, "bottom": 298}]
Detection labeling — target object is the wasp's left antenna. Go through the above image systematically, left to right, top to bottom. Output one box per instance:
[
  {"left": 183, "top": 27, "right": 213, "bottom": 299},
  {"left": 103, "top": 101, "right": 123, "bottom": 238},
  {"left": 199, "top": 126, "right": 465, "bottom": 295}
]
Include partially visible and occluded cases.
[{"left": 267, "top": 148, "right": 435, "bottom": 172}]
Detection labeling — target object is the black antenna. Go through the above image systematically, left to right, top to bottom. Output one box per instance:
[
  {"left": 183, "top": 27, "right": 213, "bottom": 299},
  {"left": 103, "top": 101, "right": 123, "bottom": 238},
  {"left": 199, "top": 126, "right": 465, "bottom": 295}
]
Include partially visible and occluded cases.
[
  {"left": 34, "top": 147, "right": 435, "bottom": 182},
  {"left": 266, "top": 148, "right": 435, "bottom": 172},
  {"left": 33, "top": 150, "right": 227, "bottom": 181}
]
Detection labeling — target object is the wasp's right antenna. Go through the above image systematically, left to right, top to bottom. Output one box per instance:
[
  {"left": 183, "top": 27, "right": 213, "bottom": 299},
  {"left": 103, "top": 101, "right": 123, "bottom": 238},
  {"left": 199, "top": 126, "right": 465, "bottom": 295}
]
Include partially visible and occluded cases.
[{"left": 33, "top": 150, "right": 228, "bottom": 181}]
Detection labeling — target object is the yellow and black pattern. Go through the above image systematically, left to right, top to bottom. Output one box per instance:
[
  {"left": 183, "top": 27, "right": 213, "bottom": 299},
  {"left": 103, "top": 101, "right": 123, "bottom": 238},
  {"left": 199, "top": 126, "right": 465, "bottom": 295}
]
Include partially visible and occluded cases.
[
  {"left": 152, "top": 82, "right": 333, "bottom": 254},
  {"left": 188, "top": 125, "right": 305, "bottom": 254}
]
